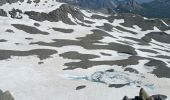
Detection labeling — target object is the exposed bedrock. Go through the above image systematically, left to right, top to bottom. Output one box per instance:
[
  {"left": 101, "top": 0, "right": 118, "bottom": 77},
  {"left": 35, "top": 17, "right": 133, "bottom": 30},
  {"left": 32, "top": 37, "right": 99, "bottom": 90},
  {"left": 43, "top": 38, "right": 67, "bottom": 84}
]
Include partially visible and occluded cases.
[
  {"left": 24, "top": 4, "right": 85, "bottom": 25},
  {"left": 0, "top": 9, "right": 7, "bottom": 17},
  {"left": 91, "top": 13, "right": 170, "bottom": 31},
  {"left": 11, "top": 24, "right": 50, "bottom": 35},
  {"left": 31, "top": 29, "right": 137, "bottom": 55},
  {"left": 142, "top": 32, "right": 170, "bottom": 44},
  {"left": 0, "top": 49, "right": 57, "bottom": 60},
  {"left": 59, "top": 51, "right": 100, "bottom": 60},
  {"left": 63, "top": 56, "right": 142, "bottom": 70},
  {"left": 145, "top": 59, "right": 170, "bottom": 78}
]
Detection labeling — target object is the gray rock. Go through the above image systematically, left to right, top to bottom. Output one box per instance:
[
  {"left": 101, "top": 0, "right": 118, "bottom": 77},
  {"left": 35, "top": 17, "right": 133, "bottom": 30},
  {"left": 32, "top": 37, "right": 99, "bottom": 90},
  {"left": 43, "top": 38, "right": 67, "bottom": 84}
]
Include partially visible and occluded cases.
[
  {"left": 24, "top": 4, "right": 84, "bottom": 25},
  {"left": 9, "top": 8, "right": 23, "bottom": 19},
  {"left": 0, "top": 9, "right": 7, "bottom": 17},
  {"left": 34, "top": 23, "right": 40, "bottom": 27},
  {"left": 11, "top": 24, "right": 49, "bottom": 35},
  {"left": 5, "top": 29, "right": 14, "bottom": 33},
  {"left": 143, "top": 32, "right": 170, "bottom": 44},
  {"left": 0, "top": 49, "right": 57, "bottom": 60},
  {"left": 145, "top": 59, "right": 170, "bottom": 78},
  {"left": 76, "top": 85, "right": 86, "bottom": 90},
  {"left": 139, "top": 88, "right": 150, "bottom": 100},
  {"left": 0, "top": 89, "right": 3, "bottom": 96},
  {"left": 0, "top": 91, "right": 14, "bottom": 100},
  {"left": 151, "top": 95, "right": 167, "bottom": 100}
]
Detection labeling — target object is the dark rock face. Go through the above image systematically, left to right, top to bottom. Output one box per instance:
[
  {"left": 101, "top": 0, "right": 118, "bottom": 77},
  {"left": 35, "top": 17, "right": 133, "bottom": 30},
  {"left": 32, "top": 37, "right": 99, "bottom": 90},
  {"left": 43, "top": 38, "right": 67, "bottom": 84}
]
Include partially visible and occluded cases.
[
  {"left": 57, "top": 0, "right": 117, "bottom": 10},
  {"left": 58, "top": 0, "right": 170, "bottom": 18},
  {"left": 58, "top": 0, "right": 142, "bottom": 14},
  {"left": 116, "top": 0, "right": 142, "bottom": 13},
  {"left": 140, "top": 0, "right": 170, "bottom": 18},
  {"left": 24, "top": 4, "right": 84, "bottom": 25},
  {"left": 0, "top": 9, "right": 7, "bottom": 17},
  {"left": 91, "top": 13, "right": 169, "bottom": 31},
  {"left": 11, "top": 24, "right": 49, "bottom": 35},
  {"left": 143, "top": 32, "right": 170, "bottom": 44},
  {"left": 0, "top": 49, "right": 57, "bottom": 60},
  {"left": 59, "top": 51, "right": 99, "bottom": 60},
  {"left": 63, "top": 56, "right": 142, "bottom": 70},
  {"left": 145, "top": 59, "right": 170, "bottom": 78},
  {"left": 0, "top": 90, "right": 14, "bottom": 100}
]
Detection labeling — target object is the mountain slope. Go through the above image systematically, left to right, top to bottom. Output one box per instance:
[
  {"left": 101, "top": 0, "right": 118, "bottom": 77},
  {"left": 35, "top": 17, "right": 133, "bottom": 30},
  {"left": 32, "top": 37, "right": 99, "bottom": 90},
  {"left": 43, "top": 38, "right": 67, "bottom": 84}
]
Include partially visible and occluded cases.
[
  {"left": 0, "top": 0, "right": 170, "bottom": 100},
  {"left": 57, "top": 0, "right": 170, "bottom": 18},
  {"left": 140, "top": 0, "right": 170, "bottom": 18}
]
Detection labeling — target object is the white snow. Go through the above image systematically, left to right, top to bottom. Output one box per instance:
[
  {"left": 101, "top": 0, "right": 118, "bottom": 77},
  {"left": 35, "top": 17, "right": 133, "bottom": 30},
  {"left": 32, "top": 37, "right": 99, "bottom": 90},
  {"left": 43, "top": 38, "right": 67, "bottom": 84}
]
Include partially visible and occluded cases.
[{"left": 0, "top": 1, "right": 170, "bottom": 100}]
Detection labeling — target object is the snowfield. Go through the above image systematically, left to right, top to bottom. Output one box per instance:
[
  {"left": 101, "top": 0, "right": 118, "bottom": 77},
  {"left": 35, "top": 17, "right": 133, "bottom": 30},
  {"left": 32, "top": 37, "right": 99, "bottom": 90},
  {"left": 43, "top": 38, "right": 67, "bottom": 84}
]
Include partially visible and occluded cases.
[{"left": 0, "top": 0, "right": 170, "bottom": 100}]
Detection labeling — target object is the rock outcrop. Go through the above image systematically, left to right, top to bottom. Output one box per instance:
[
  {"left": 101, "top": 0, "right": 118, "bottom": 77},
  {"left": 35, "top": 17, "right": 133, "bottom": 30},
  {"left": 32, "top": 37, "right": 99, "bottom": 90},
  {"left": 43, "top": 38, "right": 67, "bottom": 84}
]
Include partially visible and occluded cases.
[
  {"left": 24, "top": 4, "right": 84, "bottom": 25},
  {"left": 0, "top": 9, "right": 7, "bottom": 17},
  {"left": 123, "top": 88, "right": 167, "bottom": 100},
  {"left": 0, "top": 89, "right": 14, "bottom": 100}
]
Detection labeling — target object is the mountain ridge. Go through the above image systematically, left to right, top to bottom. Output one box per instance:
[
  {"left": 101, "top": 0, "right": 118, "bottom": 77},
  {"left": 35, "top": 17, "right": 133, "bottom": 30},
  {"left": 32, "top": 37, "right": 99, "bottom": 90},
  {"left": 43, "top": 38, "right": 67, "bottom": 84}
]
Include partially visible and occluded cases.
[{"left": 57, "top": 0, "right": 170, "bottom": 18}]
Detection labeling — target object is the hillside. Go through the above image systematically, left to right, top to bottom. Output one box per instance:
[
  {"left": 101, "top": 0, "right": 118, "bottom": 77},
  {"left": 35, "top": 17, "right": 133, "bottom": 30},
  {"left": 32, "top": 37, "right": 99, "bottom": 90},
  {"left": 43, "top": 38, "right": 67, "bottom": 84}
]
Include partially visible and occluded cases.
[{"left": 0, "top": 0, "right": 170, "bottom": 100}]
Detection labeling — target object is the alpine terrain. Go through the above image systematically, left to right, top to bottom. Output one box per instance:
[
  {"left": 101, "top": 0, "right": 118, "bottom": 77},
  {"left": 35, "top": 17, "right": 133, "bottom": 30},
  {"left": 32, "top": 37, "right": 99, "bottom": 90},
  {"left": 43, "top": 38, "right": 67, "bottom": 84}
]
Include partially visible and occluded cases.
[{"left": 0, "top": 0, "right": 170, "bottom": 100}]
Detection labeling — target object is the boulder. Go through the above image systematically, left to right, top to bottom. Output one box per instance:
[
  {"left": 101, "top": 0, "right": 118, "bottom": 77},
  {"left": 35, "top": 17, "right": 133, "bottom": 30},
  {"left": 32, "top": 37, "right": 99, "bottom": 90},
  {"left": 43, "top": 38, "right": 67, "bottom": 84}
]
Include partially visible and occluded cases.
[
  {"left": 0, "top": 9, "right": 7, "bottom": 17},
  {"left": 139, "top": 88, "right": 150, "bottom": 100},
  {"left": 0, "top": 91, "right": 14, "bottom": 100}
]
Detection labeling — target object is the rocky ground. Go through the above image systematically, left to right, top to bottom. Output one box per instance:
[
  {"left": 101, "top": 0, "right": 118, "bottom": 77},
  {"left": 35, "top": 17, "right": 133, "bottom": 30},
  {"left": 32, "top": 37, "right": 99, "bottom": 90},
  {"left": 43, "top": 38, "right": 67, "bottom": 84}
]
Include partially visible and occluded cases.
[
  {"left": 0, "top": 0, "right": 170, "bottom": 100},
  {"left": 123, "top": 88, "right": 167, "bottom": 100}
]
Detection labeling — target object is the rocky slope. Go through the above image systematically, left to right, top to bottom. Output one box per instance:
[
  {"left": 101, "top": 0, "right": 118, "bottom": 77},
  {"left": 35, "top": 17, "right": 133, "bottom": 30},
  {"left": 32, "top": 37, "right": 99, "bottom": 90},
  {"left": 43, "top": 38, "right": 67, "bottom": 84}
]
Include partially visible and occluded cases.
[
  {"left": 0, "top": 0, "right": 170, "bottom": 100},
  {"left": 57, "top": 0, "right": 170, "bottom": 18}
]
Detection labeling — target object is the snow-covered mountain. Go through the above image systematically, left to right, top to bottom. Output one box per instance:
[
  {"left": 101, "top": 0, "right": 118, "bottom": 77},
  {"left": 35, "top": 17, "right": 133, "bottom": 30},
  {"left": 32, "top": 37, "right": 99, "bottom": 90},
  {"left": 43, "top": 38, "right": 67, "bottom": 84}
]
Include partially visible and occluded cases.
[
  {"left": 0, "top": 0, "right": 170, "bottom": 100},
  {"left": 56, "top": 0, "right": 142, "bottom": 13},
  {"left": 57, "top": 0, "right": 170, "bottom": 18}
]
